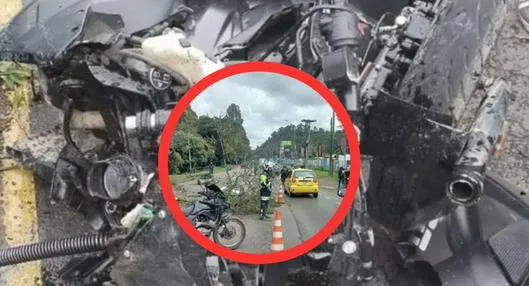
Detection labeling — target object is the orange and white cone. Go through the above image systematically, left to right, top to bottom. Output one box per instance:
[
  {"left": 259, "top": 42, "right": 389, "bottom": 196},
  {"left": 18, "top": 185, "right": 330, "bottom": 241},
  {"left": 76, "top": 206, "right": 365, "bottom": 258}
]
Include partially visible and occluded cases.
[
  {"left": 276, "top": 184, "right": 285, "bottom": 205},
  {"left": 271, "top": 211, "right": 284, "bottom": 252}
]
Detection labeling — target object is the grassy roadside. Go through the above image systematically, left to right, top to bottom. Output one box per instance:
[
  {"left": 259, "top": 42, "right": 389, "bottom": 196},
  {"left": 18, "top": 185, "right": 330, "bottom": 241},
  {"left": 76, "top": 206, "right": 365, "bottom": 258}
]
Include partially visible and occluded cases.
[
  {"left": 0, "top": 2, "right": 42, "bottom": 285},
  {"left": 170, "top": 166, "right": 227, "bottom": 185},
  {"left": 313, "top": 169, "right": 339, "bottom": 180}
]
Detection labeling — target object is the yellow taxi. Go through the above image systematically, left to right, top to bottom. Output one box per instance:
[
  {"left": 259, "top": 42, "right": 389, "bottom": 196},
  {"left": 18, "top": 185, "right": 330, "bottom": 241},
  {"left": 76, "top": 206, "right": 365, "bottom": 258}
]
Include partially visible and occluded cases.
[{"left": 285, "top": 168, "right": 319, "bottom": 198}]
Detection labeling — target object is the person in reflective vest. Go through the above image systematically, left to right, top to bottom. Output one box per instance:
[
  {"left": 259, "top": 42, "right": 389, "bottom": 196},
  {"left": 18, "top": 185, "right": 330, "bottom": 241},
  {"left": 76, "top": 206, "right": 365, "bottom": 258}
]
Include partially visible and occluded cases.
[{"left": 259, "top": 165, "right": 273, "bottom": 220}]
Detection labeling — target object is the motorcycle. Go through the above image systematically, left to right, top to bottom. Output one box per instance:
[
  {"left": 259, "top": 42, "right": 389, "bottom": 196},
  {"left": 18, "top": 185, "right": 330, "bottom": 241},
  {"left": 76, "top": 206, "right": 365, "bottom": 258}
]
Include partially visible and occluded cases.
[
  {"left": 0, "top": 0, "right": 527, "bottom": 285},
  {"left": 183, "top": 183, "right": 247, "bottom": 250}
]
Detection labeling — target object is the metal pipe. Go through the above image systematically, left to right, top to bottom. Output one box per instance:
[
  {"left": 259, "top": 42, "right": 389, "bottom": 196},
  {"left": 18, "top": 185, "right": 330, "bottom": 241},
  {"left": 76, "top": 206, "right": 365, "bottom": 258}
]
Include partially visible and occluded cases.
[
  {"left": 295, "top": 21, "right": 311, "bottom": 70},
  {"left": 447, "top": 79, "right": 510, "bottom": 206},
  {"left": 70, "top": 109, "right": 171, "bottom": 135},
  {"left": 447, "top": 172, "right": 484, "bottom": 206}
]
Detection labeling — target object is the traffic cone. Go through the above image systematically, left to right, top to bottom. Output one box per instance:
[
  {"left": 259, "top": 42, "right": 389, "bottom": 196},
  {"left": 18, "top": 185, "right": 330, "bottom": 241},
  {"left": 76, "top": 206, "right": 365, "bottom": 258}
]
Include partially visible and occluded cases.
[
  {"left": 276, "top": 184, "right": 285, "bottom": 205},
  {"left": 271, "top": 211, "right": 284, "bottom": 252}
]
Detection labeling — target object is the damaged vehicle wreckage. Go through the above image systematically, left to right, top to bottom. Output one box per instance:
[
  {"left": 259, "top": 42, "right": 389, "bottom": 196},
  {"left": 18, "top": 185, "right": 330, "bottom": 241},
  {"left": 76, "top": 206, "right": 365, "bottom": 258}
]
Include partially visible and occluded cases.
[{"left": 0, "top": 0, "right": 528, "bottom": 285}]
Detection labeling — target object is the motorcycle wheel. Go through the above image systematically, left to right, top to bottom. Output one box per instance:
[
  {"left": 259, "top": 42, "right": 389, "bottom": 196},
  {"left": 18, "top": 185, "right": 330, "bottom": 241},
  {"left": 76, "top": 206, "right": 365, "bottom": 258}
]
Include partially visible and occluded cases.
[{"left": 212, "top": 216, "right": 246, "bottom": 250}]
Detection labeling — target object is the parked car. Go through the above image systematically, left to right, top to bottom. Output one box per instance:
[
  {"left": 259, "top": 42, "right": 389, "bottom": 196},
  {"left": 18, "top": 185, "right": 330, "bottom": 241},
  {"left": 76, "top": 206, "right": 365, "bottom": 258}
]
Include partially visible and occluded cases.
[{"left": 284, "top": 168, "right": 319, "bottom": 198}]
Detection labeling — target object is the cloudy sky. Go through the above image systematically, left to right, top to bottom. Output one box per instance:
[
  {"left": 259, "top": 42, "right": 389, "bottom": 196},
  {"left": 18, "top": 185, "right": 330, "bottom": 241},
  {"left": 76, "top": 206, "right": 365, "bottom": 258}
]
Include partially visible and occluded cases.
[{"left": 190, "top": 72, "right": 337, "bottom": 149}]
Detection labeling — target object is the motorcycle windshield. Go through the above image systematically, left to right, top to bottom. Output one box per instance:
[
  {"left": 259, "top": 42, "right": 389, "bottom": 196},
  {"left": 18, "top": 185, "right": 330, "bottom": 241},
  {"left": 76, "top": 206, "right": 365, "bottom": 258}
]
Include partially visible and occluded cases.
[{"left": 0, "top": 0, "right": 183, "bottom": 63}]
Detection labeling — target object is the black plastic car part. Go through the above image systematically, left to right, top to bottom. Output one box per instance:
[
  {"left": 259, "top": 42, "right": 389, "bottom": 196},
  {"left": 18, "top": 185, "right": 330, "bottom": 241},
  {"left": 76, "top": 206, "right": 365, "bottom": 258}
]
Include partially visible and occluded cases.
[{"left": 436, "top": 219, "right": 529, "bottom": 286}]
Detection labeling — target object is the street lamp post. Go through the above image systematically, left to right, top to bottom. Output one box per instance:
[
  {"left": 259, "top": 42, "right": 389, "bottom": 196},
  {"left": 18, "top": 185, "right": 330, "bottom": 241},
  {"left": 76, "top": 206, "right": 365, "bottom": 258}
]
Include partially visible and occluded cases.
[
  {"left": 329, "top": 112, "right": 335, "bottom": 176},
  {"left": 302, "top": 119, "right": 316, "bottom": 167},
  {"left": 284, "top": 120, "right": 296, "bottom": 159},
  {"left": 292, "top": 125, "right": 295, "bottom": 159},
  {"left": 187, "top": 134, "right": 192, "bottom": 171}
]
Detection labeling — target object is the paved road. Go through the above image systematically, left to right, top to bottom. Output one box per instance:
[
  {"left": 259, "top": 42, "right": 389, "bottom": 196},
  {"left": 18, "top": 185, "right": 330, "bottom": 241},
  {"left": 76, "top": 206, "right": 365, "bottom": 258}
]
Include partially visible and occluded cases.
[{"left": 238, "top": 177, "right": 340, "bottom": 254}]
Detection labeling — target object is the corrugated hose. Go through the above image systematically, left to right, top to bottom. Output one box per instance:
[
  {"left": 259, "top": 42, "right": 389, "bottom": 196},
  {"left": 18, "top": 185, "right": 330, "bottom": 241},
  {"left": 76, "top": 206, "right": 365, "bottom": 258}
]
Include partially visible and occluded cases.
[{"left": 0, "top": 233, "right": 109, "bottom": 267}]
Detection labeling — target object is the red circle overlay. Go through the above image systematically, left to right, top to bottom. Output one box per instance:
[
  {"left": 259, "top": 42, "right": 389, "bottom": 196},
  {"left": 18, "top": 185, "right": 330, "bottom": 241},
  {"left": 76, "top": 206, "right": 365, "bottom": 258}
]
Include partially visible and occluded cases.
[{"left": 158, "top": 62, "right": 360, "bottom": 265}]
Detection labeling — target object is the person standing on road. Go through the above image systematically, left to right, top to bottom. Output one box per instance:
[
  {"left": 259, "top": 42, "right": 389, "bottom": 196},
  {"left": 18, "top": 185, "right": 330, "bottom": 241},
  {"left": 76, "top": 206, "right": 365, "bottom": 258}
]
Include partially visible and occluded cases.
[
  {"left": 259, "top": 165, "right": 273, "bottom": 220},
  {"left": 280, "top": 166, "right": 288, "bottom": 186},
  {"left": 338, "top": 166, "right": 345, "bottom": 189},
  {"left": 338, "top": 167, "right": 351, "bottom": 197}
]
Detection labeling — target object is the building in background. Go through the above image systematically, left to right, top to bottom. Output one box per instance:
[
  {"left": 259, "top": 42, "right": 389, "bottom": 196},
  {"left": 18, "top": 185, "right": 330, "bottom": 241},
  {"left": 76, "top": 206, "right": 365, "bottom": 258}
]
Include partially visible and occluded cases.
[
  {"left": 305, "top": 154, "right": 350, "bottom": 171},
  {"left": 337, "top": 154, "right": 350, "bottom": 168}
]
